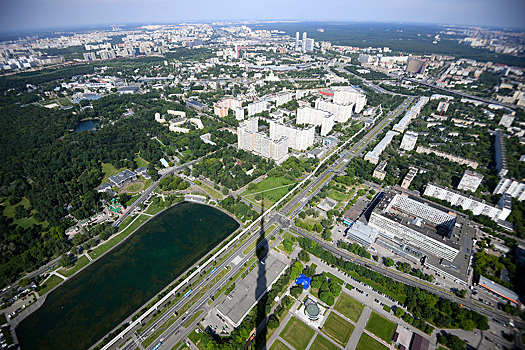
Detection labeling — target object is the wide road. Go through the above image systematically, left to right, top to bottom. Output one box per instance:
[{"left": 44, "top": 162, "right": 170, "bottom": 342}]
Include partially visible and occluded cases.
[
  {"left": 279, "top": 96, "right": 414, "bottom": 219},
  {"left": 107, "top": 215, "right": 283, "bottom": 350}
]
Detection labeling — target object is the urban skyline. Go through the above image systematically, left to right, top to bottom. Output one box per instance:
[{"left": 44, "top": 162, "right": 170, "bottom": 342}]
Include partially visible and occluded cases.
[{"left": 1, "top": 0, "right": 525, "bottom": 33}]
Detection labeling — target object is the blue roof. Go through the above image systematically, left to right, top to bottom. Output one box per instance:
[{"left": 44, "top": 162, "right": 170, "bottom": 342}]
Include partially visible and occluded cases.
[{"left": 295, "top": 274, "right": 312, "bottom": 290}]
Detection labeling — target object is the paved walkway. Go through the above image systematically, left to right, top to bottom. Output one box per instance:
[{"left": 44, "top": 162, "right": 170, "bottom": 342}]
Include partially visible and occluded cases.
[
  {"left": 84, "top": 252, "right": 93, "bottom": 262},
  {"left": 346, "top": 306, "right": 371, "bottom": 349}
]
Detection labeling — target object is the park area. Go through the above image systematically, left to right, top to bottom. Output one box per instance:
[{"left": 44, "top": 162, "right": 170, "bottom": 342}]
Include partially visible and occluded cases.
[
  {"left": 242, "top": 176, "right": 296, "bottom": 207},
  {"left": 333, "top": 292, "right": 364, "bottom": 322},
  {"left": 365, "top": 311, "right": 396, "bottom": 343},
  {"left": 321, "top": 312, "right": 354, "bottom": 346},
  {"left": 279, "top": 317, "right": 315, "bottom": 350},
  {"left": 356, "top": 333, "right": 389, "bottom": 350},
  {"left": 309, "top": 334, "right": 339, "bottom": 350}
]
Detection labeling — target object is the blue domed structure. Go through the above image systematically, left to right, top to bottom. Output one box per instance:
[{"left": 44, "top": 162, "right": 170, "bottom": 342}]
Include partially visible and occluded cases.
[{"left": 295, "top": 274, "right": 312, "bottom": 290}]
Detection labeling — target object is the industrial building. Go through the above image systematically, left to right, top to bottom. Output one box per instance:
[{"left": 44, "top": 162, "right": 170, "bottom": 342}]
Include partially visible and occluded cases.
[
  {"left": 364, "top": 130, "right": 399, "bottom": 164},
  {"left": 457, "top": 170, "right": 484, "bottom": 192},
  {"left": 368, "top": 186, "right": 475, "bottom": 284},
  {"left": 216, "top": 253, "right": 287, "bottom": 327},
  {"left": 478, "top": 275, "right": 520, "bottom": 305}
]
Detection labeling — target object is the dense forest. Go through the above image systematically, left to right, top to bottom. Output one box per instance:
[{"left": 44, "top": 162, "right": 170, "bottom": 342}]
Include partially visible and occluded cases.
[{"left": 250, "top": 22, "right": 524, "bottom": 67}]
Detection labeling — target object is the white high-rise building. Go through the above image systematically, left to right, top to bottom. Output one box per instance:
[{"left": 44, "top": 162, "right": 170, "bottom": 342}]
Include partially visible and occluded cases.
[
  {"left": 295, "top": 32, "right": 300, "bottom": 51},
  {"left": 302, "top": 32, "right": 307, "bottom": 52},
  {"left": 303, "top": 38, "right": 314, "bottom": 52},
  {"left": 332, "top": 86, "right": 367, "bottom": 113},
  {"left": 274, "top": 92, "right": 293, "bottom": 107},
  {"left": 315, "top": 99, "right": 353, "bottom": 123},
  {"left": 247, "top": 100, "right": 268, "bottom": 116},
  {"left": 235, "top": 107, "right": 245, "bottom": 120},
  {"left": 296, "top": 107, "right": 334, "bottom": 136},
  {"left": 238, "top": 118, "right": 289, "bottom": 161},
  {"left": 270, "top": 119, "right": 315, "bottom": 151},
  {"left": 400, "top": 131, "right": 419, "bottom": 151},
  {"left": 457, "top": 170, "right": 484, "bottom": 192},
  {"left": 493, "top": 177, "right": 525, "bottom": 201}
]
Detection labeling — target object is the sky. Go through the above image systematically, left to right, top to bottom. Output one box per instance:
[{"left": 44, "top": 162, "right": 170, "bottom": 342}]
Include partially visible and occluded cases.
[{"left": 0, "top": 0, "right": 524, "bottom": 33}]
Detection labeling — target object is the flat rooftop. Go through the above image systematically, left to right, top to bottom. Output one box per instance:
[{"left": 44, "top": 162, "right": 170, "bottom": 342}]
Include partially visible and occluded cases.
[{"left": 217, "top": 253, "right": 287, "bottom": 327}]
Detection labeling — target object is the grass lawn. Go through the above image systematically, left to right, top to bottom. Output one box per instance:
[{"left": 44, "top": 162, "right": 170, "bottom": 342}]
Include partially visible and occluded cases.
[
  {"left": 134, "top": 155, "right": 149, "bottom": 168},
  {"left": 102, "top": 163, "right": 126, "bottom": 183},
  {"left": 243, "top": 176, "right": 296, "bottom": 204},
  {"left": 144, "top": 178, "right": 153, "bottom": 189},
  {"left": 127, "top": 182, "right": 144, "bottom": 193},
  {"left": 198, "top": 182, "right": 225, "bottom": 199},
  {"left": 328, "top": 189, "right": 350, "bottom": 202},
  {"left": 126, "top": 194, "right": 140, "bottom": 206},
  {"left": 144, "top": 202, "right": 166, "bottom": 215},
  {"left": 91, "top": 214, "right": 149, "bottom": 258},
  {"left": 117, "top": 215, "right": 135, "bottom": 232},
  {"left": 282, "top": 231, "right": 296, "bottom": 240},
  {"left": 58, "top": 255, "right": 89, "bottom": 277},
  {"left": 324, "top": 272, "right": 344, "bottom": 285},
  {"left": 38, "top": 275, "right": 64, "bottom": 296},
  {"left": 334, "top": 292, "right": 364, "bottom": 322},
  {"left": 182, "top": 310, "right": 204, "bottom": 328},
  {"left": 321, "top": 312, "right": 354, "bottom": 346},
  {"left": 365, "top": 312, "right": 396, "bottom": 343},
  {"left": 0, "top": 313, "right": 7, "bottom": 325},
  {"left": 280, "top": 317, "right": 315, "bottom": 350},
  {"left": 187, "top": 328, "right": 206, "bottom": 350},
  {"left": 356, "top": 333, "right": 388, "bottom": 350},
  {"left": 310, "top": 334, "right": 339, "bottom": 350},
  {"left": 269, "top": 339, "right": 291, "bottom": 350}
]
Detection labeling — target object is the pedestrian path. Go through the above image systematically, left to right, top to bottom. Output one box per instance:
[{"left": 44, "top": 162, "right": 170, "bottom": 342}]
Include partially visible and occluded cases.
[
  {"left": 84, "top": 252, "right": 93, "bottom": 261},
  {"left": 346, "top": 306, "right": 371, "bottom": 349}
]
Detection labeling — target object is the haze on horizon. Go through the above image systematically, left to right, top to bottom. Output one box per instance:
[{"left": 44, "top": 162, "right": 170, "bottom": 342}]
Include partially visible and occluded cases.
[{"left": 0, "top": 0, "right": 524, "bottom": 33}]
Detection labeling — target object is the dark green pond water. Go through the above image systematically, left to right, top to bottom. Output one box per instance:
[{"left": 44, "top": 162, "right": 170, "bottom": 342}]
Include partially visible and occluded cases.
[{"left": 17, "top": 202, "right": 239, "bottom": 350}]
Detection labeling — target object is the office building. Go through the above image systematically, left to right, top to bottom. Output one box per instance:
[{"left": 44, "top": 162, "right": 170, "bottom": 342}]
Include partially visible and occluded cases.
[
  {"left": 295, "top": 32, "right": 300, "bottom": 51},
  {"left": 301, "top": 32, "right": 307, "bottom": 52},
  {"left": 358, "top": 54, "right": 373, "bottom": 64},
  {"left": 332, "top": 86, "right": 367, "bottom": 113},
  {"left": 314, "top": 99, "right": 353, "bottom": 123},
  {"left": 296, "top": 107, "right": 334, "bottom": 136},
  {"left": 270, "top": 119, "right": 314, "bottom": 151},
  {"left": 364, "top": 130, "right": 399, "bottom": 164},
  {"left": 494, "top": 130, "right": 509, "bottom": 177},
  {"left": 400, "top": 131, "right": 419, "bottom": 151},
  {"left": 416, "top": 146, "right": 479, "bottom": 169},
  {"left": 373, "top": 161, "right": 388, "bottom": 180},
  {"left": 401, "top": 167, "right": 418, "bottom": 189},
  {"left": 457, "top": 170, "right": 483, "bottom": 192},
  {"left": 493, "top": 177, "right": 525, "bottom": 201},
  {"left": 424, "top": 183, "right": 511, "bottom": 221},
  {"left": 369, "top": 187, "right": 475, "bottom": 285}
]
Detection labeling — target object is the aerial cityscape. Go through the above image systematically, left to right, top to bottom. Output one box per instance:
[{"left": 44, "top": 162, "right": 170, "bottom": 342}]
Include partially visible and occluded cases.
[{"left": 0, "top": 1, "right": 524, "bottom": 350}]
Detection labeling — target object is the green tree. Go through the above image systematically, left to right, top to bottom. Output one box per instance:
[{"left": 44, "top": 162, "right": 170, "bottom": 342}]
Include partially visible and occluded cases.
[
  {"left": 298, "top": 250, "right": 310, "bottom": 262},
  {"left": 384, "top": 258, "right": 395, "bottom": 267}
]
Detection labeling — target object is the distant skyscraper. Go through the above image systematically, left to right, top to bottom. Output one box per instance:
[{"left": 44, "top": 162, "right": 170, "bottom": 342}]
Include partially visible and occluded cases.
[
  {"left": 295, "top": 32, "right": 300, "bottom": 51},
  {"left": 302, "top": 32, "right": 307, "bottom": 52},
  {"left": 304, "top": 38, "right": 314, "bottom": 52}
]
